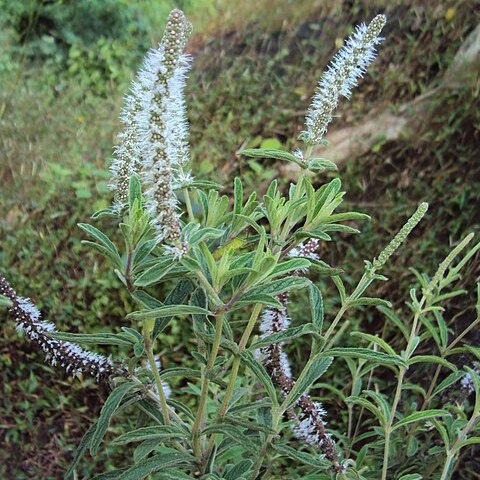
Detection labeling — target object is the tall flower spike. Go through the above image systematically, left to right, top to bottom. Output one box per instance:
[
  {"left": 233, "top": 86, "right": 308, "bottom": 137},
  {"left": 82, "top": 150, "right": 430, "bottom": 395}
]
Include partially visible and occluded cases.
[
  {"left": 136, "top": 10, "right": 192, "bottom": 256},
  {"left": 303, "top": 14, "right": 386, "bottom": 145},
  {"left": 372, "top": 202, "right": 428, "bottom": 270},
  {"left": 258, "top": 240, "right": 342, "bottom": 470},
  {"left": 0, "top": 272, "right": 123, "bottom": 382}
]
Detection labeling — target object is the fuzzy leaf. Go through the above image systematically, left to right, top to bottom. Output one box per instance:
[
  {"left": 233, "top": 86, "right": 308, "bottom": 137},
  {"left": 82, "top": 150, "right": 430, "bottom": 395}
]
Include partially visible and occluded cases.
[
  {"left": 239, "top": 148, "right": 302, "bottom": 166},
  {"left": 307, "top": 157, "right": 338, "bottom": 172},
  {"left": 129, "top": 175, "right": 142, "bottom": 209},
  {"left": 78, "top": 224, "right": 121, "bottom": 266},
  {"left": 134, "top": 258, "right": 176, "bottom": 287},
  {"left": 242, "top": 277, "right": 309, "bottom": 302},
  {"left": 308, "top": 282, "right": 324, "bottom": 330},
  {"left": 127, "top": 305, "right": 211, "bottom": 321},
  {"left": 250, "top": 324, "right": 319, "bottom": 350},
  {"left": 52, "top": 332, "right": 134, "bottom": 347},
  {"left": 321, "top": 348, "right": 407, "bottom": 368},
  {"left": 241, "top": 351, "right": 278, "bottom": 405},
  {"left": 282, "top": 356, "right": 333, "bottom": 410},
  {"left": 90, "top": 382, "right": 138, "bottom": 455},
  {"left": 392, "top": 410, "right": 450, "bottom": 431},
  {"left": 64, "top": 421, "right": 97, "bottom": 479},
  {"left": 113, "top": 426, "right": 185, "bottom": 445},
  {"left": 272, "top": 444, "right": 330, "bottom": 467},
  {"left": 117, "top": 453, "right": 195, "bottom": 480}
]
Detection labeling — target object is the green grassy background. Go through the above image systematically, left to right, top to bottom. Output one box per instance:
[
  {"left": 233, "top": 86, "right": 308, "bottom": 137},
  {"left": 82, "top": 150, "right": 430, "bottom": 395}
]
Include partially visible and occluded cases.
[{"left": 0, "top": 0, "right": 479, "bottom": 477}]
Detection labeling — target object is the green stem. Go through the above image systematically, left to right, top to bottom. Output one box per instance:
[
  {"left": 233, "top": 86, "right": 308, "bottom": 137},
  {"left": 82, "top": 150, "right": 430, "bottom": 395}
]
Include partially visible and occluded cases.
[
  {"left": 183, "top": 188, "right": 195, "bottom": 223},
  {"left": 381, "top": 301, "right": 424, "bottom": 480},
  {"left": 203, "top": 303, "right": 263, "bottom": 464},
  {"left": 192, "top": 312, "right": 224, "bottom": 457},
  {"left": 143, "top": 319, "right": 170, "bottom": 425}
]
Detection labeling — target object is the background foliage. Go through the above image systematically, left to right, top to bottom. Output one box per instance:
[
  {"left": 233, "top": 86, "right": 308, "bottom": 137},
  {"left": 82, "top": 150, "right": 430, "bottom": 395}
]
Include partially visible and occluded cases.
[{"left": 0, "top": 0, "right": 478, "bottom": 478}]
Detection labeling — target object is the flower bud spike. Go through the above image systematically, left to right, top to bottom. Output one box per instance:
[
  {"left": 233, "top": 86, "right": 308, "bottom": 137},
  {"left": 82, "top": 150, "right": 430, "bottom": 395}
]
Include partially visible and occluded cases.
[{"left": 372, "top": 202, "right": 428, "bottom": 271}]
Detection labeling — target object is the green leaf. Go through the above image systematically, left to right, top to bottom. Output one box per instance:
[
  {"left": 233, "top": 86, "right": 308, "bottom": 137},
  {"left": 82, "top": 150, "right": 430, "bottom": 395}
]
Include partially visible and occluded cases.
[
  {"left": 239, "top": 148, "right": 301, "bottom": 166},
  {"left": 307, "top": 157, "right": 338, "bottom": 172},
  {"left": 129, "top": 175, "right": 142, "bottom": 209},
  {"left": 233, "top": 177, "right": 243, "bottom": 215},
  {"left": 78, "top": 223, "right": 121, "bottom": 267},
  {"left": 188, "top": 227, "right": 224, "bottom": 245},
  {"left": 81, "top": 241, "right": 122, "bottom": 269},
  {"left": 134, "top": 258, "right": 176, "bottom": 287},
  {"left": 270, "top": 258, "right": 311, "bottom": 278},
  {"left": 332, "top": 275, "right": 347, "bottom": 304},
  {"left": 242, "top": 277, "right": 309, "bottom": 302},
  {"left": 152, "top": 280, "right": 194, "bottom": 339},
  {"left": 308, "top": 283, "right": 324, "bottom": 330},
  {"left": 0, "top": 294, "right": 12, "bottom": 308},
  {"left": 234, "top": 294, "right": 283, "bottom": 310},
  {"left": 350, "top": 297, "right": 392, "bottom": 308},
  {"left": 127, "top": 305, "right": 211, "bottom": 321},
  {"left": 250, "top": 324, "right": 319, "bottom": 350},
  {"left": 51, "top": 332, "right": 134, "bottom": 347},
  {"left": 350, "top": 332, "right": 396, "bottom": 356},
  {"left": 321, "top": 348, "right": 407, "bottom": 369},
  {"left": 241, "top": 351, "right": 278, "bottom": 405},
  {"left": 408, "top": 355, "right": 456, "bottom": 371},
  {"left": 282, "top": 356, "right": 333, "bottom": 410},
  {"left": 432, "top": 370, "right": 467, "bottom": 398},
  {"left": 90, "top": 382, "right": 138, "bottom": 455},
  {"left": 345, "top": 396, "right": 386, "bottom": 427},
  {"left": 392, "top": 410, "right": 450, "bottom": 431},
  {"left": 64, "top": 421, "right": 97, "bottom": 479},
  {"left": 201, "top": 424, "right": 258, "bottom": 452},
  {"left": 112, "top": 426, "right": 185, "bottom": 445},
  {"left": 455, "top": 437, "right": 480, "bottom": 451},
  {"left": 272, "top": 444, "right": 330, "bottom": 468},
  {"left": 117, "top": 453, "right": 195, "bottom": 480},
  {"left": 224, "top": 460, "right": 253, "bottom": 480},
  {"left": 398, "top": 474, "right": 423, "bottom": 480}
]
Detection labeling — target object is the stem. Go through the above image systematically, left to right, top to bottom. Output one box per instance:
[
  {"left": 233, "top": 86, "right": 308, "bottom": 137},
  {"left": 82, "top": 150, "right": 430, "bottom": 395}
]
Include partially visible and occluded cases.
[
  {"left": 183, "top": 188, "right": 195, "bottom": 223},
  {"left": 321, "top": 272, "right": 372, "bottom": 351},
  {"left": 381, "top": 301, "right": 424, "bottom": 480},
  {"left": 203, "top": 303, "right": 263, "bottom": 465},
  {"left": 192, "top": 312, "right": 224, "bottom": 457},
  {"left": 143, "top": 319, "right": 170, "bottom": 425},
  {"left": 251, "top": 408, "right": 282, "bottom": 478},
  {"left": 439, "top": 454, "right": 454, "bottom": 480}
]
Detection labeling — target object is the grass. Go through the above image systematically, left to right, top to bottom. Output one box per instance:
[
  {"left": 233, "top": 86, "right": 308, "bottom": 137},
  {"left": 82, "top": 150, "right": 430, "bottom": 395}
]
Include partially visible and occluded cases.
[{"left": 0, "top": 0, "right": 479, "bottom": 477}]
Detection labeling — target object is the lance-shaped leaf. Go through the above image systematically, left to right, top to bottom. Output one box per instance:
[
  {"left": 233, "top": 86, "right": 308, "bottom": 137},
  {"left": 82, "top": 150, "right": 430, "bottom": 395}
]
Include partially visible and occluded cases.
[
  {"left": 238, "top": 148, "right": 303, "bottom": 166},
  {"left": 241, "top": 277, "right": 309, "bottom": 303},
  {"left": 127, "top": 305, "right": 211, "bottom": 321},
  {"left": 250, "top": 324, "right": 319, "bottom": 350},
  {"left": 52, "top": 331, "right": 134, "bottom": 347},
  {"left": 320, "top": 347, "right": 407, "bottom": 369},
  {"left": 282, "top": 356, "right": 333, "bottom": 410},
  {"left": 90, "top": 381, "right": 138, "bottom": 455},
  {"left": 392, "top": 409, "right": 450, "bottom": 431},
  {"left": 112, "top": 425, "right": 185, "bottom": 445},
  {"left": 117, "top": 452, "right": 195, "bottom": 480}
]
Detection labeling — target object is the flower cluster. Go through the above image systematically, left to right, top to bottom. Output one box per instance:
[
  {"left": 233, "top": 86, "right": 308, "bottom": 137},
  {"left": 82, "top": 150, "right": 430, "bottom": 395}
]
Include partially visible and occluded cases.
[
  {"left": 109, "top": 9, "right": 192, "bottom": 258},
  {"left": 302, "top": 14, "right": 386, "bottom": 145},
  {"left": 259, "top": 240, "right": 341, "bottom": 467},
  {"left": 0, "top": 272, "right": 121, "bottom": 382}
]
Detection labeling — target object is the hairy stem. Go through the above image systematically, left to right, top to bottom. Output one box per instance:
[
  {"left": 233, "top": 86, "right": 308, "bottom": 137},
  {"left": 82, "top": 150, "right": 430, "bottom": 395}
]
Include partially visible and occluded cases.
[
  {"left": 183, "top": 188, "right": 195, "bottom": 223},
  {"left": 203, "top": 303, "right": 263, "bottom": 466},
  {"left": 192, "top": 312, "right": 224, "bottom": 457},
  {"left": 143, "top": 319, "right": 170, "bottom": 425}
]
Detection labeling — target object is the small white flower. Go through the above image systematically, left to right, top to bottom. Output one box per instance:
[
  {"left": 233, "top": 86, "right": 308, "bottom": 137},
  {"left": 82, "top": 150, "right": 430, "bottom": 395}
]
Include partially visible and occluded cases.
[{"left": 303, "top": 15, "right": 386, "bottom": 145}]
